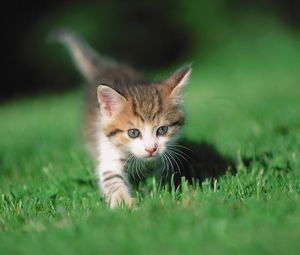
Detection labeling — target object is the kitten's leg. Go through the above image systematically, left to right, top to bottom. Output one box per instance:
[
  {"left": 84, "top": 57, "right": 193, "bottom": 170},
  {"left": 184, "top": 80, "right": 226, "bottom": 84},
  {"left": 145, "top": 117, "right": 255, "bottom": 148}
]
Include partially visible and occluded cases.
[
  {"left": 96, "top": 132, "right": 134, "bottom": 208},
  {"left": 97, "top": 148, "right": 133, "bottom": 208},
  {"left": 98, "top": 161, "right": 134, "bottom": 208}
]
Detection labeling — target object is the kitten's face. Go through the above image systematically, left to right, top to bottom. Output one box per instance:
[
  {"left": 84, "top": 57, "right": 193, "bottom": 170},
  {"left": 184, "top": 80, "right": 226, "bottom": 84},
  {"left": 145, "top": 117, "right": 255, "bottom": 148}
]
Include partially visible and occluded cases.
[
  {"left": 98, "top": 66, "right": 191, "bottom": 160},
  {"left": 108, "top": 101, "right": 184, "bottom": 159},
  {"left": 126, "top": 119, "right": 181, "bottom": 159}
]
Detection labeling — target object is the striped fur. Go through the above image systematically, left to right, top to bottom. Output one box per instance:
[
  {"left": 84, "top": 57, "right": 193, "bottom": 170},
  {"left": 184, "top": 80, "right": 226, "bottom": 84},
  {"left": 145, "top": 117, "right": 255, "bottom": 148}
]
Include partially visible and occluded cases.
[{"left": 55, "top": 30, "right": 191, "bottom": 208}]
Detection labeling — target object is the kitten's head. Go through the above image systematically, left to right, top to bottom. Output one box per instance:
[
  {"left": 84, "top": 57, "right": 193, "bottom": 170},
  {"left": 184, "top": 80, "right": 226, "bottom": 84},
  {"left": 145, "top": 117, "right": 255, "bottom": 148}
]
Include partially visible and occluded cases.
[{"left": 98, "top": 65, "right": 191, "bottom": 159}]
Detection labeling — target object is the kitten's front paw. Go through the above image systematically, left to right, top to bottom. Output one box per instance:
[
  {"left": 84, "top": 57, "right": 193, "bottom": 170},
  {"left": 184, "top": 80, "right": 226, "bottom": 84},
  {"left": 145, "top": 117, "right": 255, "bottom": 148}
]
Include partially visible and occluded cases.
[{"left": 108, "top": 193, "right": 135, "bottom": 209}]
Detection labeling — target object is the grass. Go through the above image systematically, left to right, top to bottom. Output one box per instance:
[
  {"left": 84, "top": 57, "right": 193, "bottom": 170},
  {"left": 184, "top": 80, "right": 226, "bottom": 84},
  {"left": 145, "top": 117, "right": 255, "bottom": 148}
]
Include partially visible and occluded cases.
[{"left": 1, "top": 19, "right": 300, "bottom": 255}]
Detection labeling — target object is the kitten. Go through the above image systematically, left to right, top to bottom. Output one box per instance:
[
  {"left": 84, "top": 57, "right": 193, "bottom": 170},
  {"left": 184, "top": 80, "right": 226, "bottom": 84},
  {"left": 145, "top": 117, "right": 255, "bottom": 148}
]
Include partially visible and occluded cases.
[{"left": 54, "top": 31, "right": 191, "bottom": 208}]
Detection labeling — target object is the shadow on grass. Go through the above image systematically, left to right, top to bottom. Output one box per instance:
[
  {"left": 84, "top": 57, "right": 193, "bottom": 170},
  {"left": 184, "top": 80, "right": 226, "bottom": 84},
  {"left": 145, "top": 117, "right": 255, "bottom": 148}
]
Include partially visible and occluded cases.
[{"left": 161, "top": 140, "right": 236, "bottom": 188}]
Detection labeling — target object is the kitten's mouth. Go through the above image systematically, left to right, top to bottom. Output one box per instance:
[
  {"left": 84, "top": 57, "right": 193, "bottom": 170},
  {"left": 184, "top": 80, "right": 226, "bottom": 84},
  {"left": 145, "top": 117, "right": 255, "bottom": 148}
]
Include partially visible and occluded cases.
[{"left": 144, "top": 154, "right": 160, "bottom": 161}]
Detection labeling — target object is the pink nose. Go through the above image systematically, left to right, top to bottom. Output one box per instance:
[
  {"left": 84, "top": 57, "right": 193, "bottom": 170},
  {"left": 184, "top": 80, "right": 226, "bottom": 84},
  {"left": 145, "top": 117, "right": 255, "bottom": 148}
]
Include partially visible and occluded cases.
[{"left": 145, "top": 147, "right": 157, "bottom": 155}]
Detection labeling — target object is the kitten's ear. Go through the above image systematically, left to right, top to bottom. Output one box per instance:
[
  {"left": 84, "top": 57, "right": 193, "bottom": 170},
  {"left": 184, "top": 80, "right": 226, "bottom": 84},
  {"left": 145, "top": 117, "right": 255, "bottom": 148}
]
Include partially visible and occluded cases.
[
  {"left": 164, "top": 65, "right": 192, "bottom": 97},
  {"left": 97, "top": 85, "right": 126, "bottom": 117}
]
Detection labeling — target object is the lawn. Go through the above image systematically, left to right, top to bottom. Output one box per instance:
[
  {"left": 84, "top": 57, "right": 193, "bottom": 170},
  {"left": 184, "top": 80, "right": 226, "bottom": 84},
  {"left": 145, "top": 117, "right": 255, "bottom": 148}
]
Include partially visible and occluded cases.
[{"left": 1, "top": 19, "right": 300, "bottom": 255}]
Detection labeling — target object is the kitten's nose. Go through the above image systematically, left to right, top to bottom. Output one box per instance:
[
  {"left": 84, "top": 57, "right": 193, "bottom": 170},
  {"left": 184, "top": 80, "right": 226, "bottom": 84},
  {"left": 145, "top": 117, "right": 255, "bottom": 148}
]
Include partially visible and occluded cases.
[{"left": 145, "top": 146, "right": 157, "bottom": 155}]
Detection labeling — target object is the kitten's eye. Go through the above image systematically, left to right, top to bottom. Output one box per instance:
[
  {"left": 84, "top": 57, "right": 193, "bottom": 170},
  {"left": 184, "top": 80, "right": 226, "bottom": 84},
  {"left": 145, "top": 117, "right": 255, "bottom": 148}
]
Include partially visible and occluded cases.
[
  {"left": 156, "top": 126, "right": 168, "bottom": 136},
  {"left": 128, "top": 129, "right": 140, "bottom": 138}
]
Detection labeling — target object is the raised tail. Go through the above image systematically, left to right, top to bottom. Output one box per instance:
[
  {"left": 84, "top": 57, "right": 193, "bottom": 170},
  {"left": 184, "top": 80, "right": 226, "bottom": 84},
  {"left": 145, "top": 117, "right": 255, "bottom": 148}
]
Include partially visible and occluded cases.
[{"left": 49, "top": 30, "right": 113, "bottom": 82}]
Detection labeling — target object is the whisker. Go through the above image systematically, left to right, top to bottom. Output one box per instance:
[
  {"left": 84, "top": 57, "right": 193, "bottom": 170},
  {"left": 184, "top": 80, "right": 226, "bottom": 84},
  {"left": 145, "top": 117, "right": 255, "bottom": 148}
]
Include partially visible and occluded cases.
[
  {"left": 167, "top": 143, "right": 193, "bottom": 152},
  {"left": 167, "top": 147, "right": 191, "bottom": 161},
  {"left": 165, "top": 149, "right": 190, "bottom": 163},
  {"left": 166, "top": 150, "right": 182, "bottom": 175},
  {"left": 169, "top": 150, "right": 185, "bottom": 168},
  {"left": 164, "top": 152, "right": 174, "bottom": 178},
  {"left": 162, "top": 153, "right": 169, "bottom": 178},
  {"left": 124, "top": 154, "right": 132, "bottom": 167},
  {"left": 161, "top": 154, "right": 167, "bottom": 176},
  {"left": 133, "top": 156, "right": 141, "bottom": 181},
  {"left": 138, "top": 158, "right": 145, "bottom": 178}
]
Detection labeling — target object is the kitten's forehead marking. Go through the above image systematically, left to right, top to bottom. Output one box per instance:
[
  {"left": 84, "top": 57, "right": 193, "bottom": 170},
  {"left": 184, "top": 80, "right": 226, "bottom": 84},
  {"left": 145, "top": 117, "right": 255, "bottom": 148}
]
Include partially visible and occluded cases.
[
  {"left": 130, "top": 86, "right": 163, "bottom": 122},
  {"left": 145, "top": 114, "right": 151, "bottom": 121}
]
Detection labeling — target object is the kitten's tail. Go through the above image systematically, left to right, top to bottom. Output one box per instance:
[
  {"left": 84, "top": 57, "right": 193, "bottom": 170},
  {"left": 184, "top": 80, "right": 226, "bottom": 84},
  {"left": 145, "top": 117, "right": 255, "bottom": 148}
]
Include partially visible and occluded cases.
[{"left": 49, "top": 29, "right": 114, "bottom": 82}]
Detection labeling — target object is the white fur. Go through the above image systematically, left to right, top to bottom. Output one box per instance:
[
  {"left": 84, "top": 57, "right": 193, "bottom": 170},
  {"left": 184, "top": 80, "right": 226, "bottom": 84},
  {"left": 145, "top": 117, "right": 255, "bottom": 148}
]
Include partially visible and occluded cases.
[
  {"left": 143, "top": 125, "right": 156, "bottom": 149},
  {"left": 96, "top": 131, "right": 133, "bottom": 208},
  {"left": 97, "top": 132, "right": 124, "bottom": 175}
]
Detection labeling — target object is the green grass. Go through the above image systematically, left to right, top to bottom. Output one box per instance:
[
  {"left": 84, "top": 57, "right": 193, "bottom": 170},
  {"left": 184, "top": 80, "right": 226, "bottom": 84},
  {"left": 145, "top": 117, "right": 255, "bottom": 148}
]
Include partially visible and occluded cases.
[{"left": 1, "top": 20, "right": 300, "bottom": 255}]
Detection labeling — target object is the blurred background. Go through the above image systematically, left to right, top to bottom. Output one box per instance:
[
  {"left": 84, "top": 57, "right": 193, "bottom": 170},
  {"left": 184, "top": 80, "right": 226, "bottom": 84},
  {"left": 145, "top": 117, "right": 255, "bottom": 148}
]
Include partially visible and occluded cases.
[{"left": 2, "top": 0, "right": 300, "bottom": 102}]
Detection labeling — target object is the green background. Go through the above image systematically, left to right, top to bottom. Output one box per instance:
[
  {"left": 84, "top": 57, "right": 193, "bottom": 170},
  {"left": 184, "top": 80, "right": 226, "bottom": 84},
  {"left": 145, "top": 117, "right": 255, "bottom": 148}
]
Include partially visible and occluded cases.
[{"left": 1, "top": 0, "right": 300, "bottom": 254}]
